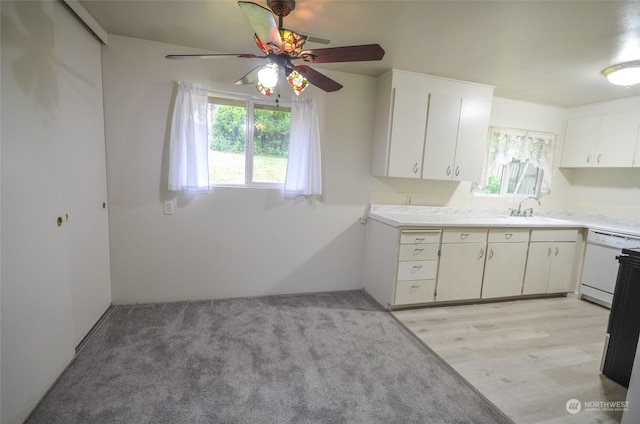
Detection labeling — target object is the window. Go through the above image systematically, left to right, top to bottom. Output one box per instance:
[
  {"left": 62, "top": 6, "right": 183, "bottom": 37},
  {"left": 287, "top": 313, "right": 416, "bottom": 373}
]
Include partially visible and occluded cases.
[
  {"left": 207, "top": 95, "right": 290, "bottom": 186},
  {"left": 476, "top": 126, "right": 556, "bottom": 196}
]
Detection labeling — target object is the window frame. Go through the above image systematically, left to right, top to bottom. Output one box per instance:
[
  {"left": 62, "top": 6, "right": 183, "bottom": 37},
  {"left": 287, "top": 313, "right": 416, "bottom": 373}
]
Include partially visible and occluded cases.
[
  {"left": 207, "top": 91, "right": 291, "bottom": 189},
  {"left": 474, "top": 126, "right": 554, "bottom": 198}
]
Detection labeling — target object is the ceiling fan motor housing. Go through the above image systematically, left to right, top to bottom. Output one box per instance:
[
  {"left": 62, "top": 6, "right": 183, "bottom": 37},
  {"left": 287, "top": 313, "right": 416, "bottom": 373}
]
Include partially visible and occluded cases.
[{"left": 267, "top": 0, "right": 295, "bottom": 18}]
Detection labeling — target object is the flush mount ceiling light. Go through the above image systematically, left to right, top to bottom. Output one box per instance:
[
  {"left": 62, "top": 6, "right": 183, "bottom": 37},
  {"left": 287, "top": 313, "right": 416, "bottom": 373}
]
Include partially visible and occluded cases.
[{"left": 602, "top": 61, "right": 640, "bottom": 87}]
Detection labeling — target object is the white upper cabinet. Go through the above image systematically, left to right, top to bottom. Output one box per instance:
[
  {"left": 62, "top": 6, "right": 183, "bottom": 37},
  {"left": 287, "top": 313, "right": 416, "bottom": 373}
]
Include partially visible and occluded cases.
[
  {"left": 371, "top": 69, "right": 493, "bottom": 181},
  {"left": 386, "top": 87, "right": 430, "bottom": 178},
  {"left": 561, "top": 102, "right": 640, "bottom": 168}
]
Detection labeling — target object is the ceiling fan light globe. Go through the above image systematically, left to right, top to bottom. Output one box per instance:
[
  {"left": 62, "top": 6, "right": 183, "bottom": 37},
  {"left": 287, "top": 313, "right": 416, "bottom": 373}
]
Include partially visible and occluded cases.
[
  {"left": 602, "top": 61, "right": 640, "bottom": 87},
  {"left": 258, "top": 63, "right": 279, "bottom": 88},
  {"left": 287, "top": 70, "right": 309, "bottom": 95},
  {"left": 256, "top": 83, "right": 275, "bottom": 96}
]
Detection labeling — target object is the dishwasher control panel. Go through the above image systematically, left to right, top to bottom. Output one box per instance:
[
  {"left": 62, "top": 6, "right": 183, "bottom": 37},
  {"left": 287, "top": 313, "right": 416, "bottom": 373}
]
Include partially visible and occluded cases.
[{"left": 587, "top": 230, "right": 640, "bottom": 249}]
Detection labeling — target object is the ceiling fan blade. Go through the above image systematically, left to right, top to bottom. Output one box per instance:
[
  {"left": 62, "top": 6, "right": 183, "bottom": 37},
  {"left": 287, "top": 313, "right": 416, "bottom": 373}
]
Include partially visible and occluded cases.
[
  {"left": 238, "top": 1, "right": 282, "bottom": 50},
  {"left": 298, "top": 44, "right": 385, "bottom": 63},
  {"left": 165, "top": 53, "right": 263, "bottom": 59},
  {"left": 295, "top": 65, "right": 343, "bottom": 92},
  {"left": 235, "top": 66, "right": 262, "bottom": 85}
]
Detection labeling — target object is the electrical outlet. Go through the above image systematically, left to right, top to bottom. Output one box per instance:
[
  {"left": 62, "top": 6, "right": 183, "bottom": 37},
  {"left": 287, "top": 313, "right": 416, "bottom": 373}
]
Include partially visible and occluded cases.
[{"left": 163, "top": 201, "right": 174, "bottom": 215}]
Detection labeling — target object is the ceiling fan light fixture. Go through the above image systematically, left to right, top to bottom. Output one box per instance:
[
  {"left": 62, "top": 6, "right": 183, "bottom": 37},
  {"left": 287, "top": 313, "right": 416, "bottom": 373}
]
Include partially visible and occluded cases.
[
  {"left": 602, "top": 61, "right": 640, "bottom": 87},
  {"left": 257, "top": 62, "right": 279, "bottom": 88},
  {"left": 287, "top": 69, "right": 309, "bottom": 95}
]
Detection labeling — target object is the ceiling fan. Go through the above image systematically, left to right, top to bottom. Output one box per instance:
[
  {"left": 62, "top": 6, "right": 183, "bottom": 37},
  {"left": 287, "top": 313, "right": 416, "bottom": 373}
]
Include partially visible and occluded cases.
[{"left": 166, "top": 0, "right": 385, "bottom": 96}]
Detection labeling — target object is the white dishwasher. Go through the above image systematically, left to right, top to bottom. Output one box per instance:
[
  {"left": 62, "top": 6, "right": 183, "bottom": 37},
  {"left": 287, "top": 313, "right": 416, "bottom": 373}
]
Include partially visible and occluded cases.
[{"left": 581, "top": 229, "right": 640, "bottom": 308}]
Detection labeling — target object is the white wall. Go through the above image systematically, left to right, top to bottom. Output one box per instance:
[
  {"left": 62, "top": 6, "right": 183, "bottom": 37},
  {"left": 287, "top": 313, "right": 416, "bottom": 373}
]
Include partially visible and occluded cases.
[{"left": 102, "top": 35, "right": 376, "bottom": 303}]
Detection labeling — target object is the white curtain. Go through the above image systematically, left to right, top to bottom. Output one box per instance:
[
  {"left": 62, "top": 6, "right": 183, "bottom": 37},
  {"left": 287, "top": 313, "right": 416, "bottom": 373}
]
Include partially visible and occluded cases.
[
  {"left": 168, "top": 81, "right": 210, "bottom": 192},
  {"left": 284, "top": 98, "right": 322, "bottom": 198},
  {"left": 487, "top": 126, "right": 556, "bottom": 194}
]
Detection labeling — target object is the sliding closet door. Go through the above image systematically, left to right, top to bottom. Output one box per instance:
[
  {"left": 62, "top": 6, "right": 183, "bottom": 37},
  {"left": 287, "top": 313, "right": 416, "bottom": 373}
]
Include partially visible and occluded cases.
[
  {"left": 54, "top": 0, "right": 111, "bottom": 346},
  {"left": 1, "top": 1, "right": 111, "bottom": 422}
]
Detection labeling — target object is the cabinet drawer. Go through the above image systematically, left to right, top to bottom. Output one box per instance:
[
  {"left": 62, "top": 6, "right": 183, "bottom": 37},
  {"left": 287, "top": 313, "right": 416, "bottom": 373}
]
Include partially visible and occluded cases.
[
  {"left": 442, "top": 228, "right": 487, "bottom": 243},
  {"left": 488, "top": 228, "right": 530, "bottom": 243},
  {"left": 530, "top": 228, "right": 578, "bottom": 242},
  {"left": 400, "top": 231, "right": 441, "bottom": 245},
  {"left": 398, "top": 244, "right": 439, "bottom": 261},
  {"left": 397, "top": 260, "right": 438, "bottom": 281},
  {"left": 395, "top": 280, "right": 436, "bottom": 305}
]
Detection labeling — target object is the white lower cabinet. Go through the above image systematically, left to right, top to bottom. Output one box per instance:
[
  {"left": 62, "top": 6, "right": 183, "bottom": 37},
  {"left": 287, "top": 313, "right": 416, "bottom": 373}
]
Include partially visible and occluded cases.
[
  {"left": 363, "top": 220, "right": 579, "bottom": 309},
  {"left": 436, "top": 228, "right": 488, "bottom": 302},
  {"left": 481, "top": 229, "right": 530, "bottom": 298},
  {"left": 523, "top": 229, "right": 578, "bottom": 295},
  {"left": 393, "top": 230, "right": 441, "bottom": 305}
]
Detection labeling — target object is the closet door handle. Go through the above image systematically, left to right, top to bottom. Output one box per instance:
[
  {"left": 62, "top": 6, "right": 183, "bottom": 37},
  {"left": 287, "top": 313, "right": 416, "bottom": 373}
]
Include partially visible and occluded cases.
[
  {"left": 597, "top": 154, "right": 602, "bottom": 163},
  {"left": 413, "top": 163, "right": 419, "bottom": 174},
  {"left": 446, "top": 165, "right": 452, "bottom": 176},
  {"left": 455, "top": 166, "right": 460, "bottom": 176},
  {"left": 555, "top": 246, "right": 559, "bottom": 256},
  {"left": 548, "top": 247, "right": 552, "bottom": 257},
  {"left": 479, "top": 248, "right": 485, "bottom": 259},
  {"left": 489, "top": 249, "right": 494, "bottom": 259}
]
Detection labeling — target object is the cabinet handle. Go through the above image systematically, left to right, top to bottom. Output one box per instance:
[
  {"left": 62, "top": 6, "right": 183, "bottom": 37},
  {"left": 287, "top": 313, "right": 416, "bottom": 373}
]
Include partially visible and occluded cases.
[
  {"left": 587, "top": 154, "right": 591, "bottom": 163},
  {"left": 597, "top": 154, "right": 602, "bottom": 163},
  {"left": 413, "top": 163, "right": 419, "bottom": 174},
  {"left": 446, "top": 165, "right": 452, "bottom": 176},
  {"left": 455, "top": 166, "right": 460, "bottom": 176},
  {"left": 460, "top": 233, "right": 469, "bottom": 240},
  {"left": 505, "top": 233, "right": 513, "bottom": 239},
  {"left": 414, "top": 237, "right": 425, "bottom": 242},
  {"left": 555, "top": 246, "right": 559, "bottom": 256},
  {"left": 548, "top": 247, "right": 552, "bottom": 257},
  {"left": 413, "top": 248, "right": 424, "bottom": 255},
  {"left": 479, "top": 248, "right": 485, "bottom": 259},
  {"left": 489, "top": 249, "right": 494, "bottom": 259},
  {"left": 412, "top": 265, "right": 423, "bottom": 271},
  {"left": 410, "top": 284, "right": 421, "bottom": 291}
]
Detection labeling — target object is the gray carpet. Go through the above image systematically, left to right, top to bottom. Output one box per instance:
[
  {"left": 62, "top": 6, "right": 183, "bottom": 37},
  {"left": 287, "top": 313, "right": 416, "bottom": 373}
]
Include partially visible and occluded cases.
[{"left": 26, "top": 290, "right": 513, "bottom": 423}]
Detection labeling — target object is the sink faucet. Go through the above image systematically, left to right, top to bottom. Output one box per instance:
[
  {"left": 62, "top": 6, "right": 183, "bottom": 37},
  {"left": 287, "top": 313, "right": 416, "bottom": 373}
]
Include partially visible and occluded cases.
[{"left": 510, "top": 196, "right": 541, "bottom": 217}]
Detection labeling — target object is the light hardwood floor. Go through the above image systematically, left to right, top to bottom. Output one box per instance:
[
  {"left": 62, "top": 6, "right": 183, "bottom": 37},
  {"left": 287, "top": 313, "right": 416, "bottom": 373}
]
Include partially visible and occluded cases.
[{"left": 393, "top": 296, "right": 628, "bottom": 424}]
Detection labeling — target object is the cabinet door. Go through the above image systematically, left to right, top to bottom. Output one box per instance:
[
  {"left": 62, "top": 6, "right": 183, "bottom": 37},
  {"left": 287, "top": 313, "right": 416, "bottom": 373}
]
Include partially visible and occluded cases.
[
  {"left": 387, "top": 87, "right": 429, "bottom": 178},
  {"left": 422, "top": 93, "right": 461, "bottom": 180},
  {"left": 453, "top": 97, "right": 492, "bottom": 182},
  {"left": 595, "top": 111, "right": 640, "bottom": 167},
  {"left": 560, "top": 116, "right": 599, "bottom": 167},
  {"left": 523, "top": 242, "right": 552, "bottom": 295},
  {"left": 547, "top": 242, "right": 576, "bottom": 293},
  {"left": 436, "top": 243, "right": 486, "bottom": 301},
  {"left": 482, "top": 243, "right": 528, "bottom": 298}
]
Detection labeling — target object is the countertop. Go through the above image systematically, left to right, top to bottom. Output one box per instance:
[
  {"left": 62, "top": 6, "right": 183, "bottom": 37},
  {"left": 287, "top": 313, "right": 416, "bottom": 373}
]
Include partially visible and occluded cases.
[{"left": 367, "top": 205, "right": 640, "bottom": 237}]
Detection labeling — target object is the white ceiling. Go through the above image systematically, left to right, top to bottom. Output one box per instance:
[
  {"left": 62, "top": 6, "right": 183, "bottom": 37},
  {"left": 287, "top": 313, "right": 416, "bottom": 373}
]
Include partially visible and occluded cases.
[{"left": 79, "top": 0, "right": 640, "bottom": 108}]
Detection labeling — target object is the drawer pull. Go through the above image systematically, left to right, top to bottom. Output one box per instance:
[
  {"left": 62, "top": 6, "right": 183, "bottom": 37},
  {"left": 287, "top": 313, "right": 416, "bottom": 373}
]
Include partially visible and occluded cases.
[
  {"left": 460, "top": 233, "right": 469, "bottom": 240},
  {"left": 505, "top": 233, "right": 513, "bottom": 239},
  {"left": 414, "top": 237, "right": 425, "bottom": 242},
  {"left": 413, "top": 248, "right": 424, "bottom": 255},
  {"left": 412, "top": 265, "right": 423, "bottom": 270},
  {"left": 410, "top": 284, "right": 421, "bottom": 291}
]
